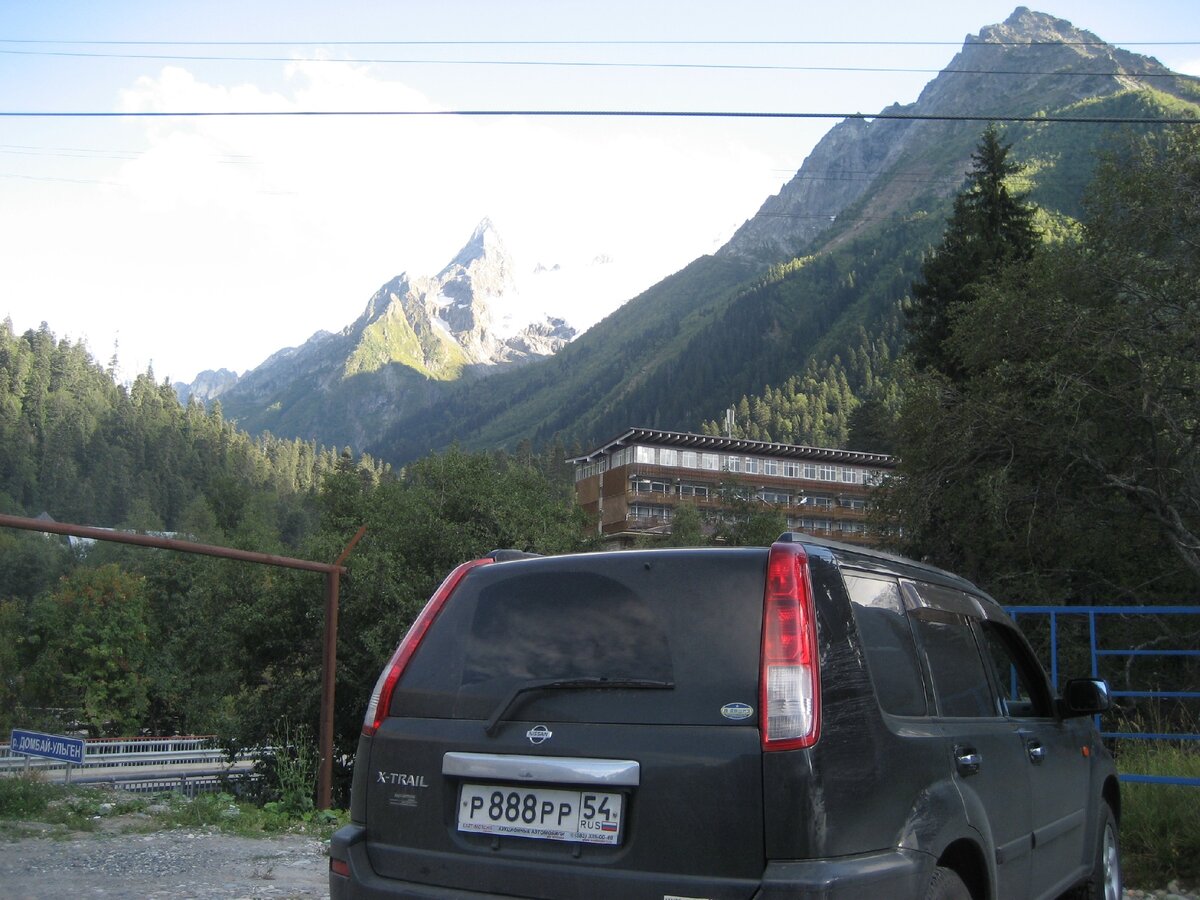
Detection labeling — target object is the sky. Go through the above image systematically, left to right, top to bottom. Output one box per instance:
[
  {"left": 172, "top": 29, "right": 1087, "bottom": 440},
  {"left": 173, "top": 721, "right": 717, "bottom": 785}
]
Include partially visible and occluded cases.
[{"left": 2, "top": 1, "right": 1198, "bottom": 385}]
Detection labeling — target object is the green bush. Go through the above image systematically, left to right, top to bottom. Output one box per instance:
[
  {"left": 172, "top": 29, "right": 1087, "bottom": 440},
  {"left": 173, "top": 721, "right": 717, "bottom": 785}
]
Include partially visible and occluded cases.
[
  {"left": 264, "top": 721, "right": 316, "bottom": 818},
  {"left": 0, "top": 776, "right": 56, "bottom": 818},
  {"left": 0, "top": 778, "right": 346, "bottom": 839}
]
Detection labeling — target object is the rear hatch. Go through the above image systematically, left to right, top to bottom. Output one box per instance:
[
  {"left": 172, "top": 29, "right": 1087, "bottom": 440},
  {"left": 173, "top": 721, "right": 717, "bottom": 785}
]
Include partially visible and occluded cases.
[{"left": 362, "top": 548, "right": 769, "bottom": 899}]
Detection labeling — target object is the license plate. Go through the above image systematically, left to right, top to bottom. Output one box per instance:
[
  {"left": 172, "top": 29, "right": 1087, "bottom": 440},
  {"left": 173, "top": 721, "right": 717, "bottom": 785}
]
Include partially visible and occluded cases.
[{"left": 457, "top": 783, "right": 624, "bottom": 845}]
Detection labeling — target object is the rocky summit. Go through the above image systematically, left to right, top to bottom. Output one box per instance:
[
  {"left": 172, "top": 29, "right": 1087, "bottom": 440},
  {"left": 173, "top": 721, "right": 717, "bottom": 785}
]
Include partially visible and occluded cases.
[
  {"left": 719, "top": 6, "right": 1181, "bottom": 266},
  {"left": 211, "top": 219, "right": 576, "bottom": 448},
  {"left": 344, "top": 219, "right": 576, "bottom": 380}
]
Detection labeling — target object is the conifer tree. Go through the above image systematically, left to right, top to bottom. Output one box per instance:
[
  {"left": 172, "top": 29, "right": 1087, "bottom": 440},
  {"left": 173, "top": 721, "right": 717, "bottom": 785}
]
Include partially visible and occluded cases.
[{"left": 906, "top": 124, "right": 1039, "bottom": 378}]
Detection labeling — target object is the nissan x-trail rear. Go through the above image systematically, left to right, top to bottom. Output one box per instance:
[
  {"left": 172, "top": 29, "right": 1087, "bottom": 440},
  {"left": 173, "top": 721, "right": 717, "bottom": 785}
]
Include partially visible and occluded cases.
[{"left": 331, "top": 535, "right": 1120, "bottom": 900}]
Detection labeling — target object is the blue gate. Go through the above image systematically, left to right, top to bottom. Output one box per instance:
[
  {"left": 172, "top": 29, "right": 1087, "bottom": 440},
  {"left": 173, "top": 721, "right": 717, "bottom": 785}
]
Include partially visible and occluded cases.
[{"left": 1007, "top": 605, "right": 1200, "bottom": 787}]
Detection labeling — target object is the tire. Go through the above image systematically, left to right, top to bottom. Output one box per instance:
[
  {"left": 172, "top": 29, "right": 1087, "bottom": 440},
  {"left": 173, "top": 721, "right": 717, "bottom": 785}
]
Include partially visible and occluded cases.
[
  {"left": 1078, "top": 804, "right": 1122, "bottom": 900},
  {"left": 925, "top": 866, "right": 972, "bottom": 900}
]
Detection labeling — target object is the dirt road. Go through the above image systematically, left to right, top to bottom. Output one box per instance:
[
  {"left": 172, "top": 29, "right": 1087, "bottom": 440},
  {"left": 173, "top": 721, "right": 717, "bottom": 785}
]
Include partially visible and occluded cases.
[{"left": 0, "top": 827, "right": 328, "bottom": 899}]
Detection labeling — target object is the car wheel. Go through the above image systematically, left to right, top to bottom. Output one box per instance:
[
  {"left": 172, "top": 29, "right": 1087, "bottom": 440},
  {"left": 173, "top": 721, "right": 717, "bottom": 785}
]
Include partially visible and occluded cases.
[
  {"left": 1079, "top": 804, "right": 1122, "bottom": 900},
  {"left": 925, "top": 866, "right": 972, "bottom": 900}
]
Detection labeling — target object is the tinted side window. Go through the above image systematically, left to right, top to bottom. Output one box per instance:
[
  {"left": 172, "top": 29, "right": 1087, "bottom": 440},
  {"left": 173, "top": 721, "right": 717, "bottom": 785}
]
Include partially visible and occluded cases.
[
  {"left": 844, "top": 573, "right": 928, "bottom": 716},
  {"left": 912, "top": 610, "right": 998, "bottom": 718},
  {"left": 980, "top": 621, "right": 1054, "bottom": 718}
]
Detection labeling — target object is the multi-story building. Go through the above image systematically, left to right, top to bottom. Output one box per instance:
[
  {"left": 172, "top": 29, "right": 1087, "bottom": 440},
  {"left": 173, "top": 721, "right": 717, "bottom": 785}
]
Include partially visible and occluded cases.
[{"left": 568, "top": 427, "right": 897, "bottom": 546}]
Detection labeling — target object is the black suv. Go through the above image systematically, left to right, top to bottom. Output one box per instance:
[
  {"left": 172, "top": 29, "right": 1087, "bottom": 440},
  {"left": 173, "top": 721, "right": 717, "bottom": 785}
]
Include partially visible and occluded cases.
[{"left": 330, "top": 535, "right": 1120, "bottom": 900}]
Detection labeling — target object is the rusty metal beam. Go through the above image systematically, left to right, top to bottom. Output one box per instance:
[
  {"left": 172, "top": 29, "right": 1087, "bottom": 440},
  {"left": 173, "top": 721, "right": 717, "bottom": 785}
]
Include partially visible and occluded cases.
[
  {"left": 0, "top": 512, "right": 363, "bottom": 810},
  {"left": 0, "top": 514, "right": 346, "bottom": 575}
]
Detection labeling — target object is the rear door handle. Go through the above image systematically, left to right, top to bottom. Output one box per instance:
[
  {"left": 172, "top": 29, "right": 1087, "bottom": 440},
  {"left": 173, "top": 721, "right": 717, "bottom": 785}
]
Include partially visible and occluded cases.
[
  {"left": 1026, "top": 740, "right": 1046, "bottom": 765},
  {"left": 954, "top": 745, "right": 982, "bottom": 776}
]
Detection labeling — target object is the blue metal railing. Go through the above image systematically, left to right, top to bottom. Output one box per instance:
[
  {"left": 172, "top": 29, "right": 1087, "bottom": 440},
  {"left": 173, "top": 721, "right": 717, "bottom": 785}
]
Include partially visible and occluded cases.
[{"left": 1007, "top": 605, "right": 1200, "bottom": 787}]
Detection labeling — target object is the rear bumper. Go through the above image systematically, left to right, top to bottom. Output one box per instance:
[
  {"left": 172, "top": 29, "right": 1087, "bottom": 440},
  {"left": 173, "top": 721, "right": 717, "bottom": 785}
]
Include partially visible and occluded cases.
[
  {"left": 332, "top": 824, "right": 931, "bottom": 900},
  {"left": 331, "top": 825, "right": 498, "bottom": 900},
  {"left": 754, "top": 849, "right": 933, "bottom": 899}
]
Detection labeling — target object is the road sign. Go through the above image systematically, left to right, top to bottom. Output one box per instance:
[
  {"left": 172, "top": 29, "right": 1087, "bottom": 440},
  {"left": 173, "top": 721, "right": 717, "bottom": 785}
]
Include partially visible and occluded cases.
[{"left": 9, "top": 729, "right": 86, "bottom": 765}]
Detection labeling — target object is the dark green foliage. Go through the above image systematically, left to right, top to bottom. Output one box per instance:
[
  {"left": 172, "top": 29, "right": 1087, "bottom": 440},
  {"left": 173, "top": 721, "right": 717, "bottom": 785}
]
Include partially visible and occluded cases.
[
  {"left": 906, "top": 124, "right": 1040, "bottom": 379},
  {"left": 884, "top": 125, "right": 1200, "bottom": 601},
  {"left": 0, "top": 319, "right": 385, "bottom": 536},
  {"left": 0, "top": 320, "right": 589, "bottom": 764},
  {"left": 845, "top": 397, "right": 901, "bottom": 455},
  {"left": 218, "top": 447, "right": 591, "bottom": 787},
  {"left": 713, "top": 499, "right": 788, "bottom": 548},
  {"left": 662, "top": 503, "right": 706, "bottom": 547},
  {"left": 0, "top": 527, "right": 74, "bottom": 601},
  {"left": 19, "top": 565, "right": 152, "bottom": 735}
]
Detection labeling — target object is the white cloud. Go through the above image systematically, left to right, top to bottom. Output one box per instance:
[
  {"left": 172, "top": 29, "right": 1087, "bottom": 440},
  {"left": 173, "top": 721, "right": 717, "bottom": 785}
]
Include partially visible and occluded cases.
[{"left": 5, "top": 60, "right": 786, "bottom": 383}]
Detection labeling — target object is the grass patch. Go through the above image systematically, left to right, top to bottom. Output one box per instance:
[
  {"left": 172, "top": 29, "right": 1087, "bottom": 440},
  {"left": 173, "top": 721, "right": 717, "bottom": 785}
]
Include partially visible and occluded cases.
[
  {"left": 1116, "top": 739, "right": 1200, "bottom": 889},
  {"left": 0, "top": 775, "right": 347, "bottom": 841}
]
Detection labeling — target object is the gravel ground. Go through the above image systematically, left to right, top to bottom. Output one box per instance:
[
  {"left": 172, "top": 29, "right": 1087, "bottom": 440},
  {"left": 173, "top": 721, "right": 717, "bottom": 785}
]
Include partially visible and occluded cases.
[
  {"left": 1, "top": 822, "right": 1196, "bottom": 899},
  {"left": 0, "top": 826, "right": 328, "bottom": 899}
]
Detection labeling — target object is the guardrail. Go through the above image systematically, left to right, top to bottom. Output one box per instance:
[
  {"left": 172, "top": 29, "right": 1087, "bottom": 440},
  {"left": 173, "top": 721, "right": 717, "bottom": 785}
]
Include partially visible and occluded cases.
[
  {"left": 1008, "top": 604, "right": 1200, "bottom": 788},
  {"left": 0, "top": 735, "right": 261, "bottom": 794}
]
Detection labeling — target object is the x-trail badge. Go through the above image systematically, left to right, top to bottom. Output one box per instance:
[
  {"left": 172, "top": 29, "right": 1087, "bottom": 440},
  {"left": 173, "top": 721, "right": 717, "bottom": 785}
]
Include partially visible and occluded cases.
[{"left": 526, "top": 725, "right": 553, "bottom": 745}]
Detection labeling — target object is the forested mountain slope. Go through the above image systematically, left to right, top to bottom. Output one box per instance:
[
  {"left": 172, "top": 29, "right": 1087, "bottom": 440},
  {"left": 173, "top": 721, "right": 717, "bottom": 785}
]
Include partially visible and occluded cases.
[
  {"left": 367, "top": 9, "right": 1200, "bottom": 462},
  {"left": 0, "top": 319, "right": 383, "bottom": 534}
]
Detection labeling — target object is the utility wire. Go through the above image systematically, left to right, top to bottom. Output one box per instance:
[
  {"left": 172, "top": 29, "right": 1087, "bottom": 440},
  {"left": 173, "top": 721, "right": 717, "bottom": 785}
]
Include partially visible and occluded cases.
[
  {"left": 1, "top": 38, "right": 1197, "bottom": 47},
  {"left": 0, "top": 47, "right": 1187, "bottom": 79},
  {"left": 2, "top": 109, "right": 1195, "bottom": 124}
]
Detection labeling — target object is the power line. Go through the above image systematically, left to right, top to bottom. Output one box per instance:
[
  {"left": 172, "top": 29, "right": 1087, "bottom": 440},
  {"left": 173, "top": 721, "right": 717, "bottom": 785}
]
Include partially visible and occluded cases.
[
  {"left": 1, "top": 38, "right": 1197, "bottom": 47},
  {"left": 0, "top": 47, "right": 1187, "bottom": 79},
  {"left": 2, "top": 109, "right": 1195, "bottom": 124},
  {"left": 0, "top": 171, "right": 119, "bottom": 185}
]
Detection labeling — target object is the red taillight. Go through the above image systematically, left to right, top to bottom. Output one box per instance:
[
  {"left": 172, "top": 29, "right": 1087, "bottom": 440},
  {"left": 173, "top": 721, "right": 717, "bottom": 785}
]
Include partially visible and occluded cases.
[
  {"left": 760, "top": 541, "right": 820, "bottom": 751},
  {"left": 361, "top": 558, "right": 493, "bottom": 736},
  {"left": 330, "top": 858, "right": 350, "bottom": 878}
]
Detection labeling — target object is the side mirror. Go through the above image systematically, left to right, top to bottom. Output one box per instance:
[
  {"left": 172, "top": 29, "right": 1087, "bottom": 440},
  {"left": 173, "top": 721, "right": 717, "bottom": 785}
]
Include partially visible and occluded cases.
[{"left": 1060, "top": 678, "right": 1112, "bottom": 718}]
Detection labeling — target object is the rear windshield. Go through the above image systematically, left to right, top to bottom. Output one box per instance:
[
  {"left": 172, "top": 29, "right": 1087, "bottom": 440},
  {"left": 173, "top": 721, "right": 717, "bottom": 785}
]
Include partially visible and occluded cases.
[{"left": 391, "top": 549, "right": 767, "bottom": 727}]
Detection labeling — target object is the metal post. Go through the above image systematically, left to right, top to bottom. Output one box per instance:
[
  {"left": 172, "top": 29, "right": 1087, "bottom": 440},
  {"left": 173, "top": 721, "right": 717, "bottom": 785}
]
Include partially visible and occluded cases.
[
  {"left": 317, "top": 526, "right": 367, "bottom": 811},
  {"left": 317, "top": 567, "right": 340, "bottom": 812},
  {"left": 1049, "top": 611, "right": 1059, "bottom": 691},
  {"left": 1089, "top": 611, "right": 1099, "bottom": 677}
]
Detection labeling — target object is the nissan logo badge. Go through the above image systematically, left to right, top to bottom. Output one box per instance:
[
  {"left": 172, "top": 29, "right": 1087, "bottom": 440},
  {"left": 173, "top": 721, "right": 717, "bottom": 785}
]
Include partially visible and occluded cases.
[{"left": 526, "top": 725, "right": 553, "bottom": 745}]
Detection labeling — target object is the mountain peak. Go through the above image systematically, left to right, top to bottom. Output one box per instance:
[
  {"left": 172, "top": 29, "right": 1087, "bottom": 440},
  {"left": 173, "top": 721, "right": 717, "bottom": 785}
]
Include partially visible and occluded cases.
[
  {"left": 717, "top": 6, "right": 1178, "bottom": 266},
  {"left": 1000, "top": 7, "right": 1072, "bottom": 32},
  {"left": 968, "top": 8, "right": 1108, "bottom": 63},
  {"left": 449, "top": 217, "right": 507, "bottom": 270}
]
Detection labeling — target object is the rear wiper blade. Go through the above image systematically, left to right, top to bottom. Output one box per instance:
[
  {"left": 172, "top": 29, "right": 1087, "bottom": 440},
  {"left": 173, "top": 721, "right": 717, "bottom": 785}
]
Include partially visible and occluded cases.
[{"left": 484, "top": 676, "right": 674, "bottom": 737}]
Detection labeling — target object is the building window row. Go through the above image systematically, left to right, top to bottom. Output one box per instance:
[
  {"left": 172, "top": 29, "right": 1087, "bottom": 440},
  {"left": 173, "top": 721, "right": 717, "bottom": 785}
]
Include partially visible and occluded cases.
[
  {"left": 590, "top": 443, "right": 885, "bottom": 486},
  {"left": 575, "top": 459, "right": 605, "bottom": 481},
  {"left": 632, "top": 479, "right": 671, "bottom": 494},
  {"left": 635, "top": 480, "right": 867, "bottom": 513},
  {"left": 629, "top": 503, "right": 673, "bottom": 522},
  {"left": 626, "top": 508, "right": 868, "bottom": 537},
  {"left": 786, "top": 516, "right": 870, "bottom": 536}
]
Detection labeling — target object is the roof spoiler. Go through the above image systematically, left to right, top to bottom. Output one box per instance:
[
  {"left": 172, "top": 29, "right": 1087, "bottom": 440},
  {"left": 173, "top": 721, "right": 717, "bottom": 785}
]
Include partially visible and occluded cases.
[{"left": 485, "top": 549, "right": 543, "bottom": 563}]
